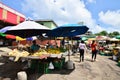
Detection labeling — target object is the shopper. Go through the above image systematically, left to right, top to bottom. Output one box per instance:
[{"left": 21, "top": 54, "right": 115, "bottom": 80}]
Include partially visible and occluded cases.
[
  {"left": 79, "top": 40, "right": 87, "bottom": 62},
  {"left": 91, "top": 40, "right": 98, "bottom": 62}
]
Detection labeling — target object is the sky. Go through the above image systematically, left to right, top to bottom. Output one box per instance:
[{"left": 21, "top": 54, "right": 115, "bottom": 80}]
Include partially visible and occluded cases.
[{"left": 0, "top": 0, "right": 120, "bottom": 33}]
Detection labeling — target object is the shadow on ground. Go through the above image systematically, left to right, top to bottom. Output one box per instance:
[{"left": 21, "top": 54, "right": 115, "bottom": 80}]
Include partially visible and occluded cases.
[
  {"left": 0, "top": 56, "right": 75, "bottom": 80},
  {"left": 0, "top": 61, "right": 26, "bottom": 80}
]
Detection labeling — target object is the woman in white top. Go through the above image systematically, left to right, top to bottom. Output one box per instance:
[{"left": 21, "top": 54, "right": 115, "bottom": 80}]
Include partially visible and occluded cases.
[{"left": 79, "top": 40, "right": 87, "bottom": 62}]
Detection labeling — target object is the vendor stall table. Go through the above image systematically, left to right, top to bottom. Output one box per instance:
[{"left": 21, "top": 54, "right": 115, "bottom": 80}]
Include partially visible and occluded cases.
[{"left": 1, "top": 54, "right": 66, "bottom": 74}]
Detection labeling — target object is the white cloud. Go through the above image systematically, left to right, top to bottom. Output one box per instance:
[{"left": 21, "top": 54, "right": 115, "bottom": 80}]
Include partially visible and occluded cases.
[
  {"left": 21, "top": 0, "right": 103, "bottom": 33},
  {"left": 87, "top": 0, "right": 96, "bottom": 3},
  {"left": 99, "top": 10, "right": 120, "bottom": 28},
  {"left": 92, "top": 25, "right": 105, "bottom": 33}
]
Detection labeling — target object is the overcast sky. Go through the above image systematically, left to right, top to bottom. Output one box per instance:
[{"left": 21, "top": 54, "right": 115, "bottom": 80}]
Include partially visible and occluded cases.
[{"left": 1, "top": 0, "right": 120, "bottom": 33}]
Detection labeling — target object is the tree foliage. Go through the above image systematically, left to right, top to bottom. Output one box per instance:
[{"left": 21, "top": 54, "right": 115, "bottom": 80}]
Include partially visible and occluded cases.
[
  {"left": 95, "top": 30, "right": 120, "bottom": 37},
  {"left": 95, "top": 30, "right": 108, "bottom": 36}
]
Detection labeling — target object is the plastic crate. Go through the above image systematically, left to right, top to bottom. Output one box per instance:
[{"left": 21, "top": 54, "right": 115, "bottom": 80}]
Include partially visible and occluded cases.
[
  {"left": 100, "top": 52, "right": 106, "bottom": 56},
  {"left": 53, "top": 58, "right": 65, "bottom": 69},
  {"left": 30, "top": 60, "right": 51, "bottom": 74},
  {"left": 30, "top": 60, "right": 38, "bottom": 70},
  {"left": 117, "top": 61, "right": 120, "bottom": 67}
]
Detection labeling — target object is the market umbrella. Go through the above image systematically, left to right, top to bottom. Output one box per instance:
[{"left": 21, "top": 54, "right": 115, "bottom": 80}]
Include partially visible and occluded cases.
[
  {"left": 3, "top": 21, "right": 50, "bottom": 38},
  {"left": 46, "top": 24, "right": 89, "bottom": 37},
  {"left": 46, "top": 24, "right": 89, "bottom": 69},
  {"left": 0, "top": 26, "right": 13, "bottom": 33},
  {"left": 0, "top": 32, "right": 25, "bottom": 41},
  {"left": 0, "top": 32, "right": 6, "bottom": 37},
  {"left": 115, "top": 35, "right": 120, "bottom": 39},
  {"left": 26, "top": 36, "right": 37, "bottom": 41},
  {"left": 81, "top": 36, "right": 88, "bottom": 41},
  {"left": 96, "top": 36, "right": 110, "bottom": 41},
  {"left": 72, "top": 37, "right": 81, "bottom": 40},
  {"left": 110, "top": 38, "right": 119, "bottom": 41}
]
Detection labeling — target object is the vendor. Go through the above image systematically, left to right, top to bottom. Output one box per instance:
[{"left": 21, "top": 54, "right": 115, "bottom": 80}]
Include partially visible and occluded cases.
[{"left": 30, "top": 40, "right": 40, "bottom": 53}]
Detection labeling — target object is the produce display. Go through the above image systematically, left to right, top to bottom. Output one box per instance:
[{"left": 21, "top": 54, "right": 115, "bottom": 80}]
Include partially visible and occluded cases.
[
  {"left": 7, "top": 47, "right": 67, "bottom": 61},
  {"left": 46, "top": 47, "right": 67, "bottom": 54},
  {"left": 46, "top": 48, "right": 61, "bottom": 54},
  {"left": 8, "top": 49, "right": 30, "bottom": 62},
  {"left": 31, "top": 49, "right": 48, "bottom": 56},
  {"left": 31, "top": 49, "right": 50, "bottom": 59}
]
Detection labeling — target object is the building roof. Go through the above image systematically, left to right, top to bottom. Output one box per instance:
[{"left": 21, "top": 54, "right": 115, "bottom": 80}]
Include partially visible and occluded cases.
[{"left": 34, "top": 19, "right": 58, "bottom": 27}]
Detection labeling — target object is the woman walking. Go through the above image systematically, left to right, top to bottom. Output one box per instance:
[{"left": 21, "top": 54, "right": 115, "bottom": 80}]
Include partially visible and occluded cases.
[
  {"left": 79, "top": 40, "right": 87, "bottom": 62},
  {"left": 91, "top": 40, "right": 98, "bottom": 62}
]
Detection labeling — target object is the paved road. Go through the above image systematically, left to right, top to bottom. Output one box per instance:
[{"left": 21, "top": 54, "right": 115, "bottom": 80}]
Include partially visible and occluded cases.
[
  {"left": 0, "top": 48, "right": 120, "bottom": 80},
  {"left": 38, "top": 53, "right": 120, "bottom": 80}
]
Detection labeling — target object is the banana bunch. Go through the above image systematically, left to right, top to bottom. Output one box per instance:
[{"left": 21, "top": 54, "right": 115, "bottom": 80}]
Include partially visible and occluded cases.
[
  {"left": 46, "top": 48, "right": 60, "bottom": 54},
  {"left": 8, "top": 49, "right": 30, "bottom": 62},
  {"left": 8, "top": 49, "right": 19, "bottom": 56},
  {"left": 32, "top": 49, "right": 48, "bottom": 56},
  {"left": 38, "top": 49, "right": 48, "bottom": 54},
  {"left": 14, "top": 51, "right": 30, "bottom": 62},
  {"left": 21, "top": 51, "right": 30, "bottom": 57},
  {"left": 32, "top": 52, "right": 43, "bottom": 56}
]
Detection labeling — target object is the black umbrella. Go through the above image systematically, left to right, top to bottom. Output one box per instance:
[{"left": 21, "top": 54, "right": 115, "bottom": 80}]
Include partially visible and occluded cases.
[{"left": 3, "top": 21, "right": 50, "bottom": 38}]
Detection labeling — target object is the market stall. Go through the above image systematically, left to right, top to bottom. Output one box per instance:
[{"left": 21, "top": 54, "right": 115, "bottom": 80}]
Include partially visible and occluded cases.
[
  {"left": 1, "top": 23, "right": 89, "bottom": 74},
  {"left": 46, "top": 23, "right": 89, "bottom": 69},
  {"left": 1, "top": 46, "right": 67, "bottom": 74}
]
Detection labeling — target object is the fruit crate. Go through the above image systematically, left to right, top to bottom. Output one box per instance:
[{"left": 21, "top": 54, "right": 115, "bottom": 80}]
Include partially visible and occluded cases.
[
  {"left": 100, "top": 52, "right": 106, "bottom": 56},
  {"left": 53, "top": 57, "right": 65, "bottom": 69},
  {"left": 30, "top": 60, "right": 51, "bottom": 74},
  {"left": 117, "top": 61, "right": 120, "bottom": 67},
  {"left": 38, "top": 62, "right": 51, "bottom": 74}
]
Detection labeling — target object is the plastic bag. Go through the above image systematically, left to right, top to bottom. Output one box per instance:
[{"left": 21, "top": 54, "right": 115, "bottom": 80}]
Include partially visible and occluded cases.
[{"left": 48, "top": 62, "right": 54, "bottom": 69}]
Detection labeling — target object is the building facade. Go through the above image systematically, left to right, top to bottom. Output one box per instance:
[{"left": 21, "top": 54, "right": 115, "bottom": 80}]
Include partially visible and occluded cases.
[
  {"left": 0, "top": 2, "right": 25, "bottom": 28},
  {"left": 35, "top": 19, "right": 57, "bottom": 29}
]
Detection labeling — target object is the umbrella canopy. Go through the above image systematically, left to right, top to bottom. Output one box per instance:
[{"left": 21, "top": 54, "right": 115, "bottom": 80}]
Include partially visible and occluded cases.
[
  {"left": 3, "top": 21, "right": 50, "bottom": 38},
  {"left": 46, "top": 24, "right": 89, "bottom": 37},
  {"left": 0, "top": 26, "right": 13, "bottom": 33},
  {"left": 0, "top": 32, "right": 25, "bottom": 41},
  {"left": 115, "top": 35, "right": 120, "bottom": 39},
  {"left": 96, "top": 36, "right": 110, "bottom": 40},
  {"left": 67, "top": 37, "right": 81, "bottom": 40},
  {"left": 81, "top": 37, "right": 88, "bottom": 41},
  {"left": 110, "top": 38, "right": 119, "bottom": 41}
]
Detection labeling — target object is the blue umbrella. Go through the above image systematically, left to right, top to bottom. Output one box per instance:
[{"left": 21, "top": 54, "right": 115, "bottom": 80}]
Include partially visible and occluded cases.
[
  {"left": 46, "top": 24, "right": 89, "bottom": 37},
  {"left": 46, "top": 24, "right": 89, "bottom": 63},
  {"left": 68, "top": 37, "right": 81, "bottom": 40}
]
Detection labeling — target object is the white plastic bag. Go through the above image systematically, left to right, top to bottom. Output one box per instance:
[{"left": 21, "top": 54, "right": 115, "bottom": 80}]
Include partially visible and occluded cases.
[
  {"left": 48, "top": 62, "right": 54, "bottom": 69},
  {"left": 17, "top": 71, "right": 27, "bottom": 80}
]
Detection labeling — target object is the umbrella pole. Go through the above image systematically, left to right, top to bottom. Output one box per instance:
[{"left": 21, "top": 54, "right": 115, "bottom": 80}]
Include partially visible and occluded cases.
[
  {"left": 55, "top": 37, "right": 57, "bottom": 48},
  {"left": 66, "top": 37, "right": 75, "bottom": 70},
  {"left": 68, "top": 37, "right": 72, "bottom": 61},
  {"left": 69, "top": 37, "right": 73, "bottom": 60},
  {"left": 68, "top": 45, "right": 70, "bottom": 61}
]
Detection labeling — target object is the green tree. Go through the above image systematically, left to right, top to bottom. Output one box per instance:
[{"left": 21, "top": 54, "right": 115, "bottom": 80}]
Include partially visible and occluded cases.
[
  {"left": 96, "top": 30, "right": 108, "bottom": 36},
  {"left": 100, "top": 31, "right": 108, "bottom": 36},
  {"left": 112, "top": 31, "right": 119, "bottom": 36},
  {"left": 108, "top": 32, "right": 114, "bottom": 38}
]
